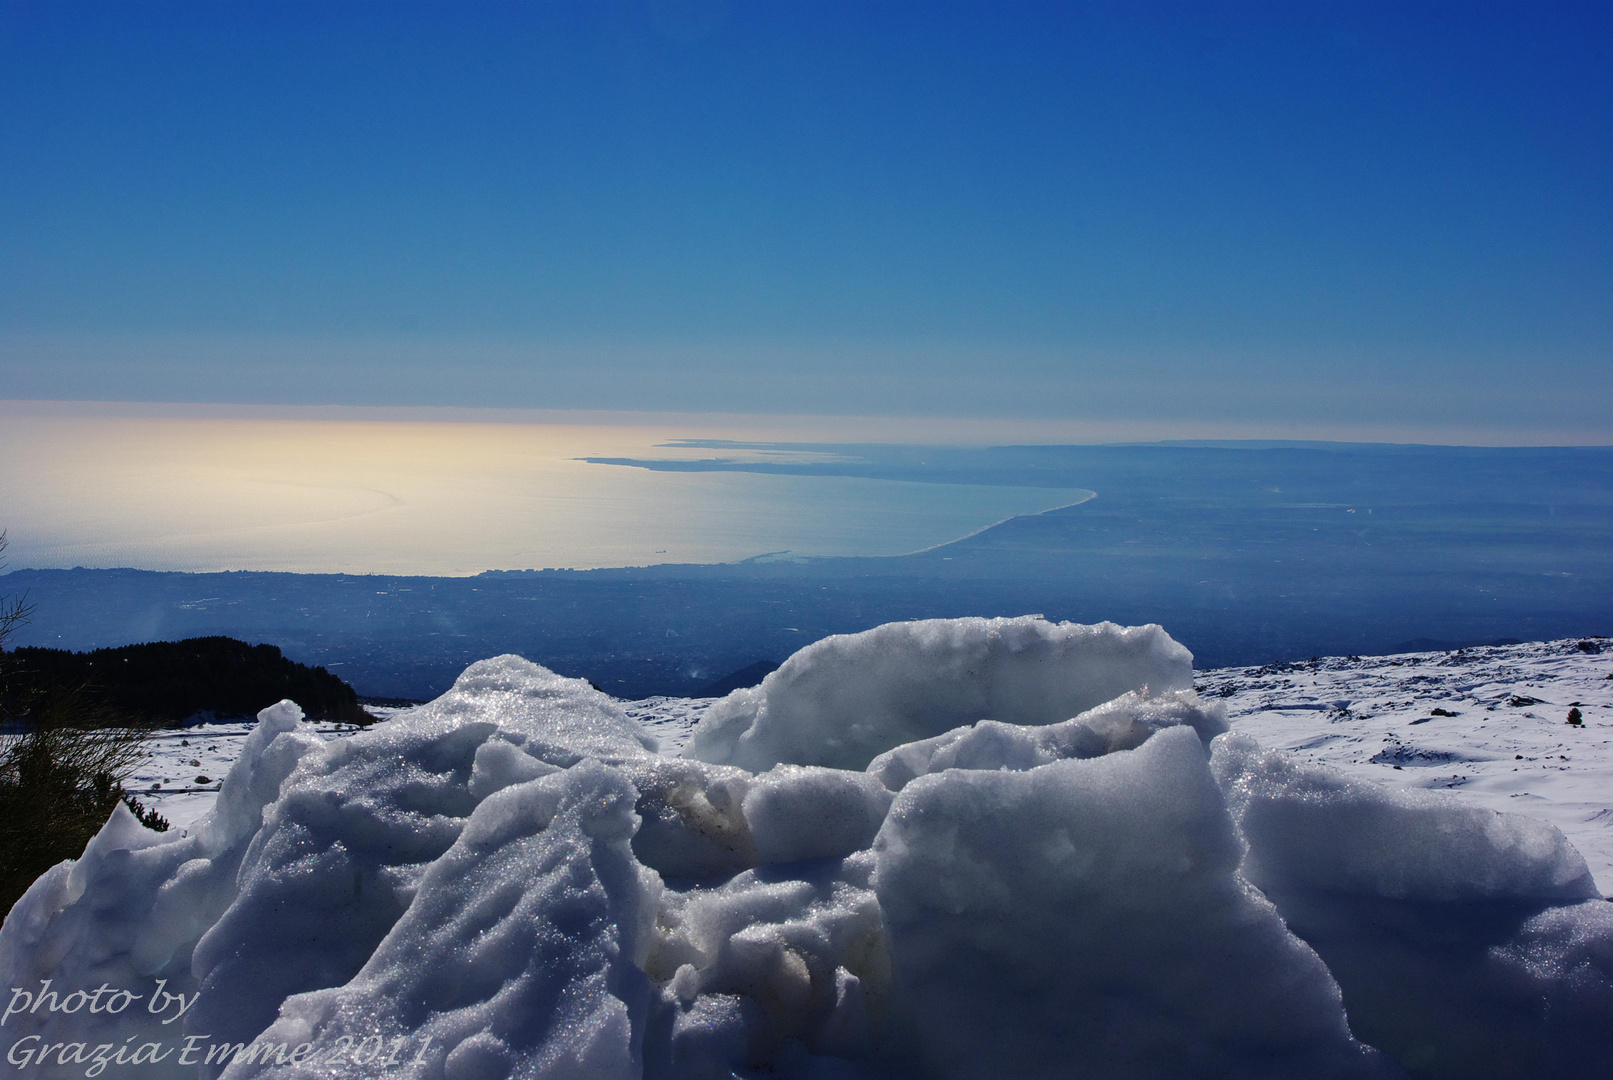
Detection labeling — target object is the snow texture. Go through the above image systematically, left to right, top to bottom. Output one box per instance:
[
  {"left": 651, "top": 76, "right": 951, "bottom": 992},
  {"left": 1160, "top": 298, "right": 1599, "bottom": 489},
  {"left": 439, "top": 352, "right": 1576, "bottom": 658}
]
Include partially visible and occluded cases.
[
  {"left": 686, "top": 616, "right": 1194, "bottom": 771},
  {"left": 5, "top": 622, "right": 1613, "bottom": 1080},
  {"left": 1196, "top": 638, "right": 1613, "bottom": 892},
  {"left": 865, "top": 686, "right": 1226, "bottom": 792},
  {"left": 874, "top": 726, "right": 1391, "bottom": 1079},
  {"left": 1214, "top": 733, "right": 1613, "bottom": 1078},
  {"left": 241, "top": 761, "right": 658, "bottom": 1080},
  {"left": 742, "top": 767, "right": 893, "bottom": 866}
]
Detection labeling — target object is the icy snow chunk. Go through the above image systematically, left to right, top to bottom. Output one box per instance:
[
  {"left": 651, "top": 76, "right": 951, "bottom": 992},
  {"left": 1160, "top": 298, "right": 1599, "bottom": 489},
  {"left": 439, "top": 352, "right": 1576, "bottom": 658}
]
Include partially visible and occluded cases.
[
  {"left": 686, "top": 616, "right": 1192, "bottom": 772},
  {"left": 411, "top": 654, "right": 659, "bottom": 765},
  {"left": 188, "top": 658, "right": 657, "bottom": 1058},
  {"left": 868, "top": 687, "right": 1226, "bottom": 791},
  {"left": 0, "top": 701, "right": 323, "bottom": 1078},
  {"left": 193, "top": 701, "right": 322, "bottom": 859},
  {"left": 188, "top": 724, "right": 485, "bottom": 1061},
  {"left": 871, "top": 727, "right": 1390, "bottom": 1079},
  {"left": 1212, "top": 732, "right": 1598, "bottom": 903},
  {"left": 1212, "top": 733, "right": 1613, "bottom": 1077},
  {"left": 468, "top": 735, "right": 559, "bottom": 800},
  {"left": 627, "top": 757, "right": 757, "bottom": 880},
  {"left": 231, "top": 761, "right": 658, "bottom": 1080},
  {"left": 743, "top": 766, "right": 894, "bottom": 864},
  {"left": 644, "top": 852, "right": 889, "bottom": 1071},
  {"left": 1490, "top": 896, "right": 1613, "bottom": 1074},
  {"left": 1497, "top": 898, "right": 1613, "bottom": 992},
  {"left": 664, "top": 992, "right": 756, "bottom": 1077}
]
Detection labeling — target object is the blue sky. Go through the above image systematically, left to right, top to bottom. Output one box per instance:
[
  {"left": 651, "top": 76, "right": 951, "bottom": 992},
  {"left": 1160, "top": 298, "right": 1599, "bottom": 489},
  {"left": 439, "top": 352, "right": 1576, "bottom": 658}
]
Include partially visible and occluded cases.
[{"left": 1, "top": 1, "right": 1608, "bottom": 435}]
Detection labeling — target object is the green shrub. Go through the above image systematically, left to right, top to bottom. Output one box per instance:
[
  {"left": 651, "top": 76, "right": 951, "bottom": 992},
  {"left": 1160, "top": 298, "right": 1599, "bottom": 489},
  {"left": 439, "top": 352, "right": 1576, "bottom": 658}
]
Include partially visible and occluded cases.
[
  {"left": 0, "top": 532, "right": 166, "bottom": 918},
  {"left": 0, "top": 684, "right": 170, "bottom": 913}
]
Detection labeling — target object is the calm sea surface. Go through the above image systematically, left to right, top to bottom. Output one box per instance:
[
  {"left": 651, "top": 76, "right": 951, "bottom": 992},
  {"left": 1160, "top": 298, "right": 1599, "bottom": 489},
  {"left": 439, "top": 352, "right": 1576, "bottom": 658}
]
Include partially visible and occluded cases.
[{"left": 0, "top": 410, "right": 1086, "bottom": 575}]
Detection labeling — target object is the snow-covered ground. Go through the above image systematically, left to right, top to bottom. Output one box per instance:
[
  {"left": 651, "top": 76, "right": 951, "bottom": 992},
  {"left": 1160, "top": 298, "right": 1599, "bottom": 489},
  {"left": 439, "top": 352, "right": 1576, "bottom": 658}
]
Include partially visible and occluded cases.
[
  {"left": 25, "top": 624, "right": 1603, "bottom": 1079},
  {"left": 137, "top": 637, "right": 1613, "bottom": 890},
  {"left": 1199, "top": 638, "right": 1613, "bottom": 893},
  {"left": 619, "top": 696, "right": 709, "bottom": 757},
  {"left": 127, "top": 720, "right": 378, "bottom": 830}
]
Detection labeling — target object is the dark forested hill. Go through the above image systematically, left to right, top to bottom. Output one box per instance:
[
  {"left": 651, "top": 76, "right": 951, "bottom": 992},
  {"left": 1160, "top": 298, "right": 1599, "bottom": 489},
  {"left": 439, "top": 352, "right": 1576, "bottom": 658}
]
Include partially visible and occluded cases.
[{"left": 5, "top": 637, "right": 372, "bottom": 725}]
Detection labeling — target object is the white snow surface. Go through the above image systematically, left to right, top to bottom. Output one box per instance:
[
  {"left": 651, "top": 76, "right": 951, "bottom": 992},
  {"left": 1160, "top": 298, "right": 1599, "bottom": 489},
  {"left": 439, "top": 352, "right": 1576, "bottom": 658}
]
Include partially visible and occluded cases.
[
  {"left": 686, "top": 616, "right": 1194, "bottom": 771},
  {"left": 4, "top": 624, "right": 1613, "bottom": 1079},
  {"left": 1196, "top": 639, "right": 1613, "bottom": 892},
  {"left": 120, "top": 718, "right": 373, "bottom": 831},
  {"left": 873, "top": 727, "right": 1387, "bottom": 1079}
]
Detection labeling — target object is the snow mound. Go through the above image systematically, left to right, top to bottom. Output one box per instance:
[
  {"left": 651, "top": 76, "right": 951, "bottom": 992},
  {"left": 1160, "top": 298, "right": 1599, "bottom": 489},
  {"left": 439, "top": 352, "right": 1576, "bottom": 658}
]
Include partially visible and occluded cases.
[
  {"left": 686, "top": 616, "right": 1193, "bottom": 771},
  {"left": 5, "top": 621, "right": 1613, "bottom": 1080},
  {"left": 411, "top": 653, "right": 660, "bottom": 763},
  {"left": 187, "top": 659, "right": 659, "bottom": 1064},
  {"left": 867, "top": 686, "right": 1226, "bottom": 791},
  {"left": 0, "top": 701, "right": 322, "bottom": 1075},
  {"left": 874, "top": 727, "right": 1391, "bottom": 1078},
  {"left": 1213, "top": 732, "right": 1599, "bottom": 903},
  {"left": 1214, "top": 733, "right": 1613, "bottom": 1077},
  {"left": 243, "top": 761, "right": 658, "bottom": 1080},
  {"left": 743, "top": 766, "right": 894, "bottom": 865}
]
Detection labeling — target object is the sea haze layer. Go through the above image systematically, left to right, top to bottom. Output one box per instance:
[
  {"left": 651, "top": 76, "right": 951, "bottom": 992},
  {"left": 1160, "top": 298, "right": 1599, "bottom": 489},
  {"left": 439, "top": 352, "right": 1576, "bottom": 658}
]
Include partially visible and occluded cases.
[{"left": 0, "top": 406, "right": 1088, "bottom": 574}]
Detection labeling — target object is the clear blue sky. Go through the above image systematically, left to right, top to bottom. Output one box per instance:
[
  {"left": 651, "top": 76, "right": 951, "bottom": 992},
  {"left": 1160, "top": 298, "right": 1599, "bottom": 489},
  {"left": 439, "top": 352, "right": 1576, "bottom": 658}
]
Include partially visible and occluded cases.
[{"left": 1, "top": 1, "right": 1608, "bottom": 435}]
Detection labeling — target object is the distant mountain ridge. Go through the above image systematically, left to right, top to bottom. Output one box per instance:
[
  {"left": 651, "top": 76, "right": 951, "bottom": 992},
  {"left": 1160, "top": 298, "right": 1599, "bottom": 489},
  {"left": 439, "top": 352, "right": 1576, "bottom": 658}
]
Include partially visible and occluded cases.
[{"left": 691, "top": 660, "right": 781, "bottom": 697}]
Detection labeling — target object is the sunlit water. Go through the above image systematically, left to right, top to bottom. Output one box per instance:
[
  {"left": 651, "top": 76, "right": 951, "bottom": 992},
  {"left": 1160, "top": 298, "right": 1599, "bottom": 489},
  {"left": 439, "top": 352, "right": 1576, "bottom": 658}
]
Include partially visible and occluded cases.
[{"left": 0, "top": 408, "right": 1088, "bottom": 575}]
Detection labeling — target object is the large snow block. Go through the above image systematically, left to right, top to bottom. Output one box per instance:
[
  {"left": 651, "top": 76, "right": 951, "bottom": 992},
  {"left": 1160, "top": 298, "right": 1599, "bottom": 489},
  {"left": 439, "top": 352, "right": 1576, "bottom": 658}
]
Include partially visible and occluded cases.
[
  {"left": 686, "top": 616, "right": 1193, "bottom": 772},
  {"left": 188, "top": 657, "right": 658, "bottom": 1066},
  {"left": 866, "top": 686, "right": 1226, "bottom": 792},
  {"left": 872, "top": 727, "right": 1394, "bottom": 1080},
  {"left": 1213, "top": 733, "right": 1613, "bottom": 1079},
  {"left": 228, "top": 761, "right": 660, "bottom": 1080},
  {"left": 642, "top": 851, "right": 888, "bottom": 1073}
]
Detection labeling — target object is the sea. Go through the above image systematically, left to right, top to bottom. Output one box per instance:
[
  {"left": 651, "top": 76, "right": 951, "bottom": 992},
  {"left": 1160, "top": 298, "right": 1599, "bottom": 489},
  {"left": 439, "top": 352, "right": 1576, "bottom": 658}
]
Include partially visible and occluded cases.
[{"left": 0, "top": 404, "right": 1087, "bottom": 575}]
